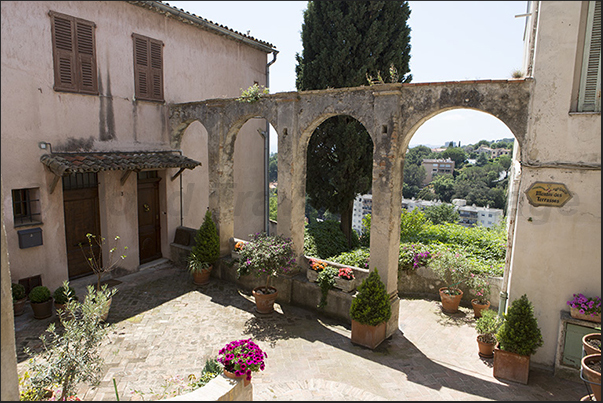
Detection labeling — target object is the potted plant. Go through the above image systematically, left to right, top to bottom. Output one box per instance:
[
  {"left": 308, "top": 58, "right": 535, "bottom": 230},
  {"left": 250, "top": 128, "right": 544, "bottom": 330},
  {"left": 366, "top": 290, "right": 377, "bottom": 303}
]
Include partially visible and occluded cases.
[
  {"left": 187, "top": 209, "right": 220, "bottom": 286},
  {"left": 236, "top": 232, "right": 296, "bottom": 314},
  {"left": 79, "top": 233, "right": 127, "bottom": 321},
  {"left": 428, "top": 248, "right": 472, "bottom": 313},
  {"left": 316, "top": 266, "right": 338, "bottom": 309},
  {"left": 335, "top": 267, "right": 357, "bottom": 293},
  {"left": 349, "top": 269, "right": 392, "bottom": 349},
  {"left": 468, "top": 273, "right": 491, "bottom": 318},
  {"left": 53, "top": 281, "right": 77, "bottom": 317},
  {"left": 12, "top": 282, "right": 27, "bottom": 317},
  {"left": 28, "top": 285, "right": 53, "bottom": 319},
  {"left": 566, "top": 293, "right": 601, "bottom": 323},
  {"left": 493, "top": 294, "right": 543, "bottom": 384},
  {"left": 475, "top": 309, "right": 502, "bottom": 358},
  {"left": 582, "top": 332, "right": 601, "bottom": 356},
  {"left": 217, "top": 338, "right": 267, "bottom": 386},
  {"left": 581, "top": 353, "right": 601, "bottom": 401}
]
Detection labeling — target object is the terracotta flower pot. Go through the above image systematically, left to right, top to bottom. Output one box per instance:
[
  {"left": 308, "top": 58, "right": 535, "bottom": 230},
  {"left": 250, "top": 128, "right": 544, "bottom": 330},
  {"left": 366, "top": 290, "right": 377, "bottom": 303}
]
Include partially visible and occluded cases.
[
  {"left": 192, "top": 266, "right": 212, "bottom": 286},
  {"left": 252, "top": 286, "right": 278, "bottom": 314},
  {"left": 439, "top": 287, "right": 463, "bottom": 313},
  {"left": 13, "top": 298, "right": 27, "bottom": 317},
  {"left": 31, "top": 299, "right": 53, "bottom": 319},
  {"left": 471, "top": 299, "right": 490, "bottom": 318},
  {"left": 350, "top": 319, "right": 387, "bottom": 350},
  {"left": 582, "top": 333, "right": 601, "bottom": 356},
  {"left": 477, "top": 336, "right": 496, "bottom": 358},
  {"left": 493, "top": 344, "right": 530, "bottom": 384},
  {"left": 581, "top": 354, "right": 601, "bottom": 401},
  {"left": 224, "top": 369, "right": 251, "bottom": 387}
]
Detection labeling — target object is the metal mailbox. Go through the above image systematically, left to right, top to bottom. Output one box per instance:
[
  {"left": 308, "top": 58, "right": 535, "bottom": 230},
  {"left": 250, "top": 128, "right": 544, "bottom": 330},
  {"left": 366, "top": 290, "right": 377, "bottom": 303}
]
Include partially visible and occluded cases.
[{"left": 17, "top": 227, "right": 43, "bottom": 249}]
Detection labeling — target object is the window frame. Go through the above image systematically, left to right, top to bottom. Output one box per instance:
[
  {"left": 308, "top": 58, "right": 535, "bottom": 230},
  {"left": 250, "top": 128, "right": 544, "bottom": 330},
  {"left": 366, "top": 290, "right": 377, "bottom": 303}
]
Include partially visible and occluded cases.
[
  {"left": 49, "top": 11, "right": 98, "bottom": 95},
  {"left": 132, "top": 33, "right": 164, "bottom": 102},
  {"left": 12, "top": 188, "right": 43, "bottom": 227}
]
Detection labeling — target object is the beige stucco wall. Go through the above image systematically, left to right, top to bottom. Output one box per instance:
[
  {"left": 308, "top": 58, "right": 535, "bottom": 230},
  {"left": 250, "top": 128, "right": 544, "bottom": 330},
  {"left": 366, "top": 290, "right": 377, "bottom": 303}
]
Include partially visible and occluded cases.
[
  {"left": 1, "top": 1, "right": 269, "bottom": 289},
  {"left": 507, "top": 1, "right": 601, "bottom": 368}
]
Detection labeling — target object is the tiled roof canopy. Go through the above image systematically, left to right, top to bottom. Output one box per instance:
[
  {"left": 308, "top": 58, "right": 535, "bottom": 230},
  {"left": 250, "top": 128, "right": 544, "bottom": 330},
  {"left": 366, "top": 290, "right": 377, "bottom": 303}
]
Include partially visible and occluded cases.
[{"left": 40, "top": 151, "right": 201, "bottom": 177}]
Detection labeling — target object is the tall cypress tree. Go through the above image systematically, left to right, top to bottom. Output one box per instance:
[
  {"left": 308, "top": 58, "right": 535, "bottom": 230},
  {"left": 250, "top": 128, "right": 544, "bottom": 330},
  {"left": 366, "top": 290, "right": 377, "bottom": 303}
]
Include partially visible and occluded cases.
[{"left": 296, "top": 1, "right": 412, "bottom": 246}]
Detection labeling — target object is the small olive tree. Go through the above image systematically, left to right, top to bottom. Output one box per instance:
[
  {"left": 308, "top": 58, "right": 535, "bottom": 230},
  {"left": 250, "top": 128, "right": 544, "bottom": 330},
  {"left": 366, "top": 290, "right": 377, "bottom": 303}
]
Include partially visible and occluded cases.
[{"left": 21, "top": 282, "right": 115, "bottom": 401}]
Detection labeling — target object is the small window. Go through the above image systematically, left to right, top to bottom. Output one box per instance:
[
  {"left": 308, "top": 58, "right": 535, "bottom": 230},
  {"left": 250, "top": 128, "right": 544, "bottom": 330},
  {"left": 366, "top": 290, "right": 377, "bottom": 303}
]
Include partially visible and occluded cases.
[
  {"left": 50, "top": 11, "right": 98, "bottom": 94},
  {"left": 133, "top": 33, "right": 164, "bottom": 102},
  {"left": 12, "top": 188, "right": 42, "bottom": 227}
]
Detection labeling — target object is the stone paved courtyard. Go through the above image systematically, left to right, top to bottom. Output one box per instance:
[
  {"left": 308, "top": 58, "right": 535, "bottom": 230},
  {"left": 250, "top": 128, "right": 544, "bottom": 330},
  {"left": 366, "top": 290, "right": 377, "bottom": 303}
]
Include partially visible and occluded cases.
[{"left": 13, "top": 261, "right": 590, "bottom": 401}]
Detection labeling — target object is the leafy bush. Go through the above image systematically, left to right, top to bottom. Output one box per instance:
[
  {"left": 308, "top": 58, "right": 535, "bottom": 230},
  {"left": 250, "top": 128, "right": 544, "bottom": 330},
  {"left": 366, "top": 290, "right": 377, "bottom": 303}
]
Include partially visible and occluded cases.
[
  {"left": 237, "top": 83, "right": 269, "bottom": 103},
  {"left": 188, "top": 209, "right": 220, "bottom": 273},
  {"left": 400, "top": 209, "right": 429, "bottom": 242},
  {"left": 304, "top": 220, "right": 359, "bottom": 259},
  {"left": 237, "top": 232, "right": 297, "bottom": 292},
  {"left": 398, "top": 242, "right": 433, "bottom": 271},
  {"left": 328, "top": 247, "right": 370, "bottom": 270},
  {"left": 428, "top": 247, "right": 474, "bottom": 295},
  {"left": 317, "top": 266, "right": 338, "bottom": 309},
  {"left": 349, "top": 269, "right": 391, "bottom": 326},
  {"left": 12, "top": 283, "right": 26, "bottom": 301},
  {"left": 53, "top": 283, "right": 77, "bottom": 305},
  {"left": 29, "top": 286, "right": 52, "bottom": 303},
  {"left": 496, "top": 294, "right": 543, "bottom": 356},
  {"left": 476, "top": 309, "right": 502, "bottom": 344}
]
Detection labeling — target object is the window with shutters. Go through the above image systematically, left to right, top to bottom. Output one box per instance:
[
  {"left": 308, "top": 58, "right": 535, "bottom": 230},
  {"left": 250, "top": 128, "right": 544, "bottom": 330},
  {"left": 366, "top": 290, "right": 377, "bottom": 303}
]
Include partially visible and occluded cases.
[
  {"left": 577, "top": 1, "right": 601, "bottom": 113},
  {"left": 50, "top": 11, "right": 98, "bottom": 94},
  {"left": 132, "top": 33, "right": 164, "bottom": 102}
]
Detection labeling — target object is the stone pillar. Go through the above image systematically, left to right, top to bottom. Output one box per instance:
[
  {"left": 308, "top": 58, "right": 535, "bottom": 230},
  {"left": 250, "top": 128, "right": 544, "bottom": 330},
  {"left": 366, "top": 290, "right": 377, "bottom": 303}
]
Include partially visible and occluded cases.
[
  {"left": 274, "top": 102, "right": 305, "bottom": 272},
  {"left": 368, "top": 112, "right": 404, "bottom": 338},
  {"left": 1, "top": 179, "right": 20, "bottom": 401}
]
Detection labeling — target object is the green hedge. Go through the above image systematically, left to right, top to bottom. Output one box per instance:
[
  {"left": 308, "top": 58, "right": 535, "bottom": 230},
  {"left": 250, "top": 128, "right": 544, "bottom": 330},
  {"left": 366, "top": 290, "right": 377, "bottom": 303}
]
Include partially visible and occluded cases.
[{"left": 304, "top": 220, "right": 359, "bottom": 259}]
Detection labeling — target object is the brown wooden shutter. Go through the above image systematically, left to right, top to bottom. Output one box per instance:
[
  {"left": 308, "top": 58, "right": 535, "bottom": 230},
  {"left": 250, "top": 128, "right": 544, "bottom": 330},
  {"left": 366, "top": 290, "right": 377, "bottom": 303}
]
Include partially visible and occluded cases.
[
  {"left": 50, "top": 11, "right": 97, "bottom": 94},
  {"left": 51, "top": 13, "right": 77, "bottom": 92},
  {"left": 75, "top": 20, "right": 98, "bottom": 94},
  {"left": 133, "top": 34, "right": 163, "bottom": 101}
]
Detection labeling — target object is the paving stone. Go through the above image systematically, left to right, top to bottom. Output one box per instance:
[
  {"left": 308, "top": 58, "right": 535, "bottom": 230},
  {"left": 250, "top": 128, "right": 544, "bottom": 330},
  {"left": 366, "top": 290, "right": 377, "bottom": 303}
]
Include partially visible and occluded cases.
[{"left": 14, "top": 263, "right": 587, "bottom": 401}]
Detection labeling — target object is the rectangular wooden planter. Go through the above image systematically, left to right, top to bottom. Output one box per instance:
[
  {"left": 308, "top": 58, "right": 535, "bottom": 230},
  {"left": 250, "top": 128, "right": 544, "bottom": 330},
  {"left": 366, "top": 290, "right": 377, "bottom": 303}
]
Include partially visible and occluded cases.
[
  {"left": 306, "top": 269, "right": 358, "bottom": 293},
  {"left": 350, "top": 319, "right": 387, "bottom": 349},
  {"left": 493, "top": 345, "right": 530, "bottom": 384}
]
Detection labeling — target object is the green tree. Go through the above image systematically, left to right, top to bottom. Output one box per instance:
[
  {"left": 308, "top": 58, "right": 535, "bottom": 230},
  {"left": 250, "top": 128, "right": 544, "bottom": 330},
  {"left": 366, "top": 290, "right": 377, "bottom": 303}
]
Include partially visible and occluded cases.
[
  {"left": 296, "top": 1, "right": 412, "bottom": 247},
  {"left": 405, "top": 145, "right": 433, "bottom": 166},
  {"left": 440, "top": 147, "right": 467, "bottom": 168},
  {"left": 476, "top": 152, "right": 490, "bottom": 167},
  {"left": 268, "top": 153, "right": 278, "bottom": 183},
  {"left": 403, "top": 163, "right": 426, "bottom": 188},
  {"left": 431, "top": 174, "right": 455, "bottom": 202},
  {"left": 423, "top": 203, "right": 459, "bottom": 225},
  {"left": 399, "top": 208, "right": 428, "bottom": 242}
]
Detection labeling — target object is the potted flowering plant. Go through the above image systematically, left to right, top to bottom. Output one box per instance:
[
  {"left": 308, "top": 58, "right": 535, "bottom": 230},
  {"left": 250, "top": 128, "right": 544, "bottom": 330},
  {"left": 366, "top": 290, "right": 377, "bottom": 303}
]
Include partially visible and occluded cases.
[
  {"left": 236, "top": 232, "right": 297, "bottom": 313},
  {"left": 428, "top": 248, "right": 472, "bottom": 313},
  {"left": 333, "top": 267, "right": 357, "bottom": 293},
  {"left": 468, "top": 273, "right": 491, "bottom": 318},
  {"left": 566, "top": 293, "right": 601, "bottom": 323},
  {"left": 475, "top": 309, "right": 502, "bottom": 358},
  {"left": 217, "top": 338, "right": 267, "bottom": 386}
]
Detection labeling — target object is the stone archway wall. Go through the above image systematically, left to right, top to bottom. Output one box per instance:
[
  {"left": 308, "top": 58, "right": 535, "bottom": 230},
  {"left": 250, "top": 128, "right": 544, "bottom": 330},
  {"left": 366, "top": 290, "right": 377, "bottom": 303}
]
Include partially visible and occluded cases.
[{"left": 169, "top": 78, "right": 532, "bottom": 336}]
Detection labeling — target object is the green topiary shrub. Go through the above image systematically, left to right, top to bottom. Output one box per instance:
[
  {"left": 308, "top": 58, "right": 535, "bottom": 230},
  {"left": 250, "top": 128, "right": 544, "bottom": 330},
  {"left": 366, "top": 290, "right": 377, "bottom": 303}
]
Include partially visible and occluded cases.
[
  {"left": 188, "top": 209, "right": 220, "bottom": 274},
  {"left": 349, "top": 269, "right": 391, "bottom": 326},
  {"left": 12, "top": 283, "right": 26, "bottom": 301},
  {"left": 53, "top": 283, "right": 77, "bottom": 305},
  {"left": 29, "top": 286, "right": 52, "bottom": 304},
  {"left": 496, "top": 294, "right": 543, "bottom": 356}
]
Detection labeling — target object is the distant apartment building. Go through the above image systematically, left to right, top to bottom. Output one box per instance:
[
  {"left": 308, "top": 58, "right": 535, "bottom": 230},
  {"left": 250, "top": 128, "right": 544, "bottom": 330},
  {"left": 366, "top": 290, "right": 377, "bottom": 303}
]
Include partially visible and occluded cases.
[
  {"left": 474, "top": 145, "right": 510, "bottom": 159},
  {"left": 421, "top": 158, "right": 455, "bottom": 185},
  {"left": 352, "top": 194, "right": 502, "bottom": 234}
]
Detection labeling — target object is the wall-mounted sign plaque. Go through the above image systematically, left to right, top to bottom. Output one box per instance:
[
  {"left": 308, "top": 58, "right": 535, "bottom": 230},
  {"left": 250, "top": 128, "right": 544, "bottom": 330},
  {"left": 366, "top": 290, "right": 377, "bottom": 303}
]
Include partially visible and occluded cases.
[{"left": 525, "top": 182, "right": 572, "bottom": 207}]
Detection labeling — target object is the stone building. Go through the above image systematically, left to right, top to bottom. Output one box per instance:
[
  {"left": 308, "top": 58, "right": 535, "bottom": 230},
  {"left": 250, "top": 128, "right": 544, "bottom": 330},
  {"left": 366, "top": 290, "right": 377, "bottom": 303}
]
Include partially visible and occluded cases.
[
  {"left": 1, "top": 1, "right": 276, "bottom": 293},
  {"left": 421, "top": 158, "right": 455, "bottom": 185}
]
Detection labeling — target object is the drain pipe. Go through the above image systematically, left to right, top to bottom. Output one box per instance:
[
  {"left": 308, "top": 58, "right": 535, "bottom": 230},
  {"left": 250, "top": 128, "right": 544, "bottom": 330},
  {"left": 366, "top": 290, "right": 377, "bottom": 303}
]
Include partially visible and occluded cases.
[
  {"left": 264, "top": 50, "right": 278, "bottom": 235},
  {"left": 498, "top": 147, "right": 522, "bottom": 317}
]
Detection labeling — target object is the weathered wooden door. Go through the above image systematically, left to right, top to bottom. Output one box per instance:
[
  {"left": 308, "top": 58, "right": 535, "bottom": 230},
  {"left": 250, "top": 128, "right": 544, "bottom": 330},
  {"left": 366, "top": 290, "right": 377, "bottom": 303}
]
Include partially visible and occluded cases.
[
  {"left": 137, "top": 171, "right": 162, "bottom": 264},
  {"left": 63, "top": 173, "right": 100, "bottom": 279}
]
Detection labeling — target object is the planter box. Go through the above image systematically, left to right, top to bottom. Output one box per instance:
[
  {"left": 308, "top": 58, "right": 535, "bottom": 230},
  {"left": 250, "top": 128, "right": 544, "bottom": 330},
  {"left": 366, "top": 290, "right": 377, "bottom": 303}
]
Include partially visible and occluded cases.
[
  {"left": 306, "top": 269, "right": 358, "bottom": 293},
  {"left": 570, "top": 307, "right": 601, "bottom": 323},
  {"left": 351, "top": 319, "right": 387, "bottom": 349},
  {"left": 493, "top": 345, "right": 530, "bottom": 384}
]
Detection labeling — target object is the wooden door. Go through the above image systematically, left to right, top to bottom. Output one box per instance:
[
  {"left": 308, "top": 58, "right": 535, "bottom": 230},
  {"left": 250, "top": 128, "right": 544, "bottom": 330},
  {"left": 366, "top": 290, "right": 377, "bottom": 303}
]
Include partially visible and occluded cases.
[
  {"left": 137, "top": 172, "right": 162, "bottom": 264},
  {"left": 63, "top": 180, "right": 100, "bottom": 279}
]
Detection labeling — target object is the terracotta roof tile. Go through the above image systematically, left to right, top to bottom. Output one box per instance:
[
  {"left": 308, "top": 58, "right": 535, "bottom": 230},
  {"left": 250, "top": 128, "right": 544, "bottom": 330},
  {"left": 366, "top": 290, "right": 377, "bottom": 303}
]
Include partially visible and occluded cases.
[{"left": 40, "top": 151, "right": 201, "bottom": 177}]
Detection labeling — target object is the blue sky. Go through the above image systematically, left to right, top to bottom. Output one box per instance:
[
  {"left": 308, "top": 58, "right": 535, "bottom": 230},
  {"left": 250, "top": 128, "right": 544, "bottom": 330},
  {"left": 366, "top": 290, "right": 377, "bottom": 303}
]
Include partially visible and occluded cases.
[{"left": 167, "top": 1, "right": 528, "bottom": 151}]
